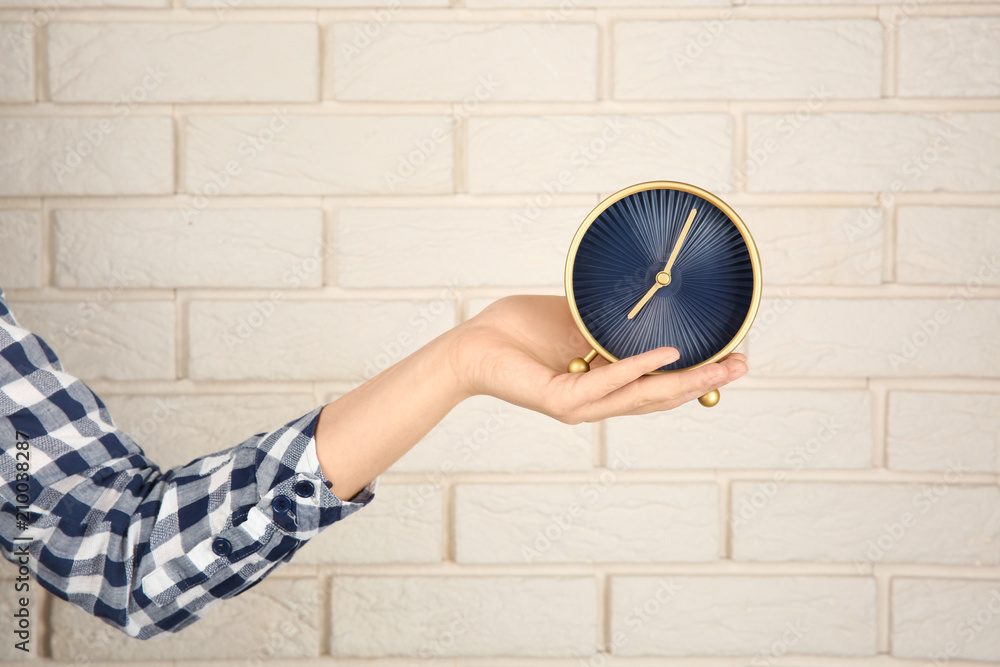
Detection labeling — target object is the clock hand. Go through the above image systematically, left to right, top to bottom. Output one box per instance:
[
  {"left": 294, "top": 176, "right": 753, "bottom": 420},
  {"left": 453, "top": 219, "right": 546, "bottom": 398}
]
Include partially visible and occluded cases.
[
  {"left": 662, "top": 206, "right": 698, "bottom": 275},
  {"left": 626, "top": 208, "right": 697, "bottom": 320}
]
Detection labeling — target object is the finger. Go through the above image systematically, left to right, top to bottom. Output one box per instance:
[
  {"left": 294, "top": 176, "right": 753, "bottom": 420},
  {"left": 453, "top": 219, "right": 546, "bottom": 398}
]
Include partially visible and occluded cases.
[
  {"left": 574, "top": 346, "right": 680, "bottom": 404},
  {"left": 581, "top": 356, "right": 748, "bottom": 421},
  {"left": 650, "top": 357, "right": 748, "bottom": 410}
]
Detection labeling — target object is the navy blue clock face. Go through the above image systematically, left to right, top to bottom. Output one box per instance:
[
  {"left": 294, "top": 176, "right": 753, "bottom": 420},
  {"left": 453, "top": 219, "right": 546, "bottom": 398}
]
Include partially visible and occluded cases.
[{"left": 570, "top": 186, "right": 756, "bottom": 372}]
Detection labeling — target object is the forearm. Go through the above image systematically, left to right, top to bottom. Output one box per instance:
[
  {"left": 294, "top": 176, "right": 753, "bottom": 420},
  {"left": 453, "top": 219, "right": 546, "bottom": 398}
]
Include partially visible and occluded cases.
[{"left": 314, "top": 326, "right": 471, "bottom": 500}]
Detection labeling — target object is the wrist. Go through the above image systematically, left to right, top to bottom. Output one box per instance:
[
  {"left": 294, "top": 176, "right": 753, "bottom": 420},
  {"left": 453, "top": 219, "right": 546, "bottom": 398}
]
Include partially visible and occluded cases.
[{"left": 441, "top": 321, "right": 481, "bottom": 402}]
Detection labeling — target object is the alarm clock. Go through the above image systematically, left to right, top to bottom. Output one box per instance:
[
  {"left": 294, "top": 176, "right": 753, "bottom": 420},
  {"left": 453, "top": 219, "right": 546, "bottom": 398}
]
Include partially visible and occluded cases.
[{"left": 564, "top": 181, "right": 761, "bottom": 407}]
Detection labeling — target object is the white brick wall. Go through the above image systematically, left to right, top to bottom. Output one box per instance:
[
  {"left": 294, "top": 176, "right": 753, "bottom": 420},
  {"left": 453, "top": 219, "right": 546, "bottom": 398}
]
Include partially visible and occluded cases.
[
  {"left": 1, "top": 4, "right": 998, "bottom": 665},
  {"left": 0, "top": 24, "right": 34, "bottom": 103},
  {"left": 610, "top": 575, "right": 877, "bottom": 656},
  {"left": 330, "top": 576, "right": 597, "bottom": 657}
]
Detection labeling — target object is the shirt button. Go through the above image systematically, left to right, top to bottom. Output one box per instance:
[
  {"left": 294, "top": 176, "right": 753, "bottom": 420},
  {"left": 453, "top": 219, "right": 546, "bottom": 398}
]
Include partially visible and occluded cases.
[
  {"left": 294, "top": 481, "right": 315, "bottom": 498},
  {"left": 271, "top": 495, "right": 292, "bottom": 514},
  {"left": 212, "top": 538, "right": 232, "bottom": 557}
]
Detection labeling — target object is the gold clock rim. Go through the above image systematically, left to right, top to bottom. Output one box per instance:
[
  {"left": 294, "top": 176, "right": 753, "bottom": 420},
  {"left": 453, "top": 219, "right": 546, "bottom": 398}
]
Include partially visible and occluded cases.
[{"left": 564, "top": 180, "right": 763, "bottom": 375}]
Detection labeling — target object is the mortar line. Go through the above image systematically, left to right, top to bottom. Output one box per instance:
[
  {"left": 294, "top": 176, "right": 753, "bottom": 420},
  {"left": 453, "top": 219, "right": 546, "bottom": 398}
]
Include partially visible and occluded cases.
[
  {"left": 879, "top": 7, "right": 899, "bottom": 99},
  {"left": 597, "top": 10, "right": 614, "bottom": 102},
  {"left": 34, "top": 11, "right": 48, "bottom": 103},
  {"left": 731, "top": 103, "right": 747, "bottom": 193},
  {"left": 454, "top": 113, "right": 468, "bottom": 195},
  {"left": 882, "top": 196, "right": 897, "bottom": 284},
  {"left": 41, "top": 198, "right": 53, "bottom": 288},
  {"left": 174, "top": 289, "right": 185, "bottom": 380},
  {"left": 870, "top": 378, "right": 889, "bottom": 469},
  {"left": 875, "top": 565, "right": 893, "bottom": 655},
  {"left": 598, "top": 568, "right": 610, "bottom": 653}
]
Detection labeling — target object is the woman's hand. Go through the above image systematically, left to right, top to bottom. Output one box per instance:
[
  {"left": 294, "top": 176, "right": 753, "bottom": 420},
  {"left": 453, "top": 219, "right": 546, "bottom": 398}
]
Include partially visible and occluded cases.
[
  {"left": 317, "top": 293, "right": 748, "bottom": 500},
  {"left": 451, "top": 295, "right": 749, "bottom": 424}
]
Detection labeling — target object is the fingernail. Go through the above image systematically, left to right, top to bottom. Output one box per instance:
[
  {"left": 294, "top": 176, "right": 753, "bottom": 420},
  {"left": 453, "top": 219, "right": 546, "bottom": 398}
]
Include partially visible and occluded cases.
[{"left": 661, "top": 349, "right": 679, "bottom": 363}]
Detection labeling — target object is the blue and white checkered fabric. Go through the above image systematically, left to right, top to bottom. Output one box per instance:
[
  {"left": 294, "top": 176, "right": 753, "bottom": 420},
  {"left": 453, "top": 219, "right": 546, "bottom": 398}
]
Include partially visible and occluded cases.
[{"left": 0, "top": 285, "right": 374, "bottom": 639}]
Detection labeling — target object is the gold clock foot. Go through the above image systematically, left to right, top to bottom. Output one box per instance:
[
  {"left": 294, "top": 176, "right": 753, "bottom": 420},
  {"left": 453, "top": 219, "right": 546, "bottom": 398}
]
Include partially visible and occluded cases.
[
  {"left": 568, "top": 349, "right": 598, "bottom": 373},
  {"left": 698, "top": 389, "right": 721, "bottom": 407}
]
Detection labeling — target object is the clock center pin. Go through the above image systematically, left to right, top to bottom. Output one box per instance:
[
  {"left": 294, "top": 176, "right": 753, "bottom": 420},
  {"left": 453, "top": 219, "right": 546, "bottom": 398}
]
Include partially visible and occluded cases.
[{"left": 655, "top": 271, "right": 671, "bottom": 286}]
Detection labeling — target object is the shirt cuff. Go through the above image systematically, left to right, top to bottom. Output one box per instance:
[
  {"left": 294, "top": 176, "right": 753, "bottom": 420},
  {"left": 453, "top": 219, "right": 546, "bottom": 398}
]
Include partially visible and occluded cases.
[
  {"left": 247, "top": 405, "right": 376, "bottom": 541},
  {"left": 302, "top": 418, "right": 378, "bottom": 506}
]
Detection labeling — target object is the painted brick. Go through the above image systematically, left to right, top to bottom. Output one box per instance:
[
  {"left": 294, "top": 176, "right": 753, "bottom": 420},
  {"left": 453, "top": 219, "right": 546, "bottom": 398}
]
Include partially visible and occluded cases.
[
  {"left": 0, "top": 0, "right": 163, "bottom": 6},
  {"left": 187, "top": 0, "right": 446, "bottom": 7},
  {"left": 469, "top": 0, "right": 723, "bottom": 5},
  {"left": 900, "top": 18, "right": 1000, "bottom": 97},
  {"left": 615, "top": 20, "right": 881, "bottom": 100},
  {"left": 331, "top": 22, "right": 596, "bottom": 101},
  {"left": 48, "top": 23, "right": 317, "bottom": 103},
  {"left": 0, "top": 24, "right": 34, "bottom": 103},
  {"left": 746, "top": 113, "right": 1000, "bottom": 192},
  {"left": 185, "top": 114, "right": 452, "bottom": 195},
  {"left": 468, "top": 114, "right": 732, "bottom": 194},
  {"left": 0, "top": 117, "right": 173, "bottom": 196},
  {"left": 338, "top": 206, "right": 588, "bottom": 287},
  {"left": 742, "top": 206, "right": 883, "bottom": 285},
  {"left": 897, "top": 206, "right": 1000, "bottom": 285},
  {"left": 54, "top": 208, "right": 325, "bottom": 288},
  {"left": 0, "top": 211, "right": 42, "bottom": 289},
  {"left": 748, "top": 298, "right": 1000, "bottom": 377},
  {"left": 188, "top": 299, "right": 454, "bottom": 380},
  {"left": 9, "top": 301, "right": 174, "bottom": 380},
  {"left": 607, "top": 389, "right": 872, "bottom": 470},
  {"left": 887, "top": 391, "right": 1000, "bottom": 473},
  {"left": 99, "top": 393, "right": 317, "bottom": 470},
  {"left": 392, "top": 395, "right": 593, "bottom": 473},
  {"left": 731, "top": 482, "right": 1000, "bottom": 566},
  {"left": 295, "top": 483, "right": 442, "bottom": 564},
  {"left": 454, "top": 483, "right": 718, "bottom": 563},
  {"left": 610, "top": 575, "right": 877, "bottom": 656},
  {"left": 330, "top": 576, "right": 596, "bottom": 657},
  {"left": 51, "top": 578, "right": 322, "bottom": 661},
  {"left": 892, "top": 578, "right": 1000, "bottom": 661}
]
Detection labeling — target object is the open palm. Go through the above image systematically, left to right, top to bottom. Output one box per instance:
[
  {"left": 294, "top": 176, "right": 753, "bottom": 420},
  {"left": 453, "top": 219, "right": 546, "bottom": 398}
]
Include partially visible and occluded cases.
[{"left": 452, "top": 295, "right": 749, "bottom": 424}]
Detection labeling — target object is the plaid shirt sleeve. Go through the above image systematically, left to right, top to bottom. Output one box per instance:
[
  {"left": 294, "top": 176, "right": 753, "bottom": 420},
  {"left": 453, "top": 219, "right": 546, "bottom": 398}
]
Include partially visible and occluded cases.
[{"left": 0, "top": 285, "right": 375, "bottom": 639}]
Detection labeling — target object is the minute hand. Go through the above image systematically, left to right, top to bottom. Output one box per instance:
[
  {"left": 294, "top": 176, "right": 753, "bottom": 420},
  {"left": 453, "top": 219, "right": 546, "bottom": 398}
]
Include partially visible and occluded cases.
[{"left": 626, "top": 207, "right": 698, "bottom": 320}]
